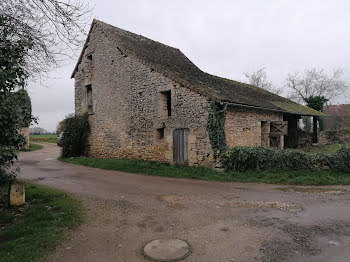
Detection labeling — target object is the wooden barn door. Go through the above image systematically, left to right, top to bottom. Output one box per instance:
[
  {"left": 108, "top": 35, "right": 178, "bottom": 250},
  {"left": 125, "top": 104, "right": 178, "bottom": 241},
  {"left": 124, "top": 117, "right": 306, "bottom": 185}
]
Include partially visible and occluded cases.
[
  {"left": 269, "top": 121, "right": 288, "bottom": 149},
  {"left": 173, "top": 129, "right": 188, "bottom": 165}
]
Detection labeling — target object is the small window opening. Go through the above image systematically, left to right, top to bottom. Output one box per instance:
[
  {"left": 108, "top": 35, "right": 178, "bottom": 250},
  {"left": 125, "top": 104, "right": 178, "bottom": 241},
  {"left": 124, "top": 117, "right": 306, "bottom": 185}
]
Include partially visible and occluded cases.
[
  {"left": 86, "top": 54, "right": 93, "bottom": 76},
  {"left": 86, "top": 85, "right": 93, "bottom": 114},
  {"left": 160, "top": 90, "right": 171, "bottom": 117},
  {"left": 156, "top": 128, "right": 165, "bottom": 140}
]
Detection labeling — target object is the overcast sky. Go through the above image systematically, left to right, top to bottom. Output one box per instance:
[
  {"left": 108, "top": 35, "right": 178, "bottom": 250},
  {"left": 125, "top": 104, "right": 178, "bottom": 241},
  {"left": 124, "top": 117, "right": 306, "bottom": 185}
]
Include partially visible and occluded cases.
[{"left": 28, "top": 0, "right": 350, "bottom": 132}]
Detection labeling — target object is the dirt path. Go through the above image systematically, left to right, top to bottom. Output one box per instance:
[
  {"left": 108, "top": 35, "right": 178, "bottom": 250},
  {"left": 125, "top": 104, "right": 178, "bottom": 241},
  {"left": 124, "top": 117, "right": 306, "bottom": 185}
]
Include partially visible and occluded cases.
[{"left": 18, "top": 143, "right": 350, "bottom": 262}]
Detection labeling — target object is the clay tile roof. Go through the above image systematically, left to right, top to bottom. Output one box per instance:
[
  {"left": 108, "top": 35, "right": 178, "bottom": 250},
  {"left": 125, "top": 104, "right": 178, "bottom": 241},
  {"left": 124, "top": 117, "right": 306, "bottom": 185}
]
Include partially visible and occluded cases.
[
  {"left": 72, "top": 19, "right": 324, "bottom": 116},
  {"left": 323, "top": 104, "right": 350, "bottom": 117}
]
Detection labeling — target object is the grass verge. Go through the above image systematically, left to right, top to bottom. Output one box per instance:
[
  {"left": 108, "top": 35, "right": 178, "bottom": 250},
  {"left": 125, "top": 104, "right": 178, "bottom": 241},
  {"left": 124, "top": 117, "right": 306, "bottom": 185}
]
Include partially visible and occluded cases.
[
  {"left": 30, "top": 135, "right": 57, "bottom": 144},
  {"left": 21, "top": 143, "right": 43, "bottom": 152},
  {"left": 299, "top": 143, "right": 343, "bottom": 155},
  {"left": 60, "top": 157, "right": 350, "bottom": 185},
  {"left": 0, "top": 183, "right": 83, "bottom": 262}
]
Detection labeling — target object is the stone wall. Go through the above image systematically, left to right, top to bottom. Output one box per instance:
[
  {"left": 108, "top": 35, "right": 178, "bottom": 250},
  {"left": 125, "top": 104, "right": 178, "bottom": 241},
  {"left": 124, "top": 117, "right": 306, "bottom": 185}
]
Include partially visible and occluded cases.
[
  {"left": 74, "top": 24, "right": 214, "bottom": 166},
  {"left": 225, "top": 106, "right": 283, "bottom": 147},
  {"left": 20, "top": 127, "right": 29, "bottom": 149}
]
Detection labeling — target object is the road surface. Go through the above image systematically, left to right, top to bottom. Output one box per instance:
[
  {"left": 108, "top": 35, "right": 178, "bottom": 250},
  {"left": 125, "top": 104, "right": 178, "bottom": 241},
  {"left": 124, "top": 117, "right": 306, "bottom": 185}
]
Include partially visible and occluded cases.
[{"left": 18, "top": 143, "right": 350, "bottom": 262}]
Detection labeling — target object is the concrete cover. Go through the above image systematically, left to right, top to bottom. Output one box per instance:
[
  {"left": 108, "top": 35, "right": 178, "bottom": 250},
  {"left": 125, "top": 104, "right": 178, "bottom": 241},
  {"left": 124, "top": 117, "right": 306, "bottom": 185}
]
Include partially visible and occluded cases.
[{"left": 143, "top": 239, "right": 190, "bottom": 261}]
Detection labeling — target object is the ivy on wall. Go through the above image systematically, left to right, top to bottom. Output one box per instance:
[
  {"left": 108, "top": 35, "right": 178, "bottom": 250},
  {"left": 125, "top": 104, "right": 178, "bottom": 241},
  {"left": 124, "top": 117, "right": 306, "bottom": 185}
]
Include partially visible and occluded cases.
[{"left": 207, "top": 102, "right": 227, "bottom": 158}]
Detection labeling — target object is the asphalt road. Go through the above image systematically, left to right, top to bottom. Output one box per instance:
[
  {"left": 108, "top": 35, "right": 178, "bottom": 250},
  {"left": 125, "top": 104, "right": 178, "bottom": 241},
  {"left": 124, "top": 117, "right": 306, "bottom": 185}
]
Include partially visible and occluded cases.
[{"left": 18, "top": 143, "right": 350, "bottom": 262}]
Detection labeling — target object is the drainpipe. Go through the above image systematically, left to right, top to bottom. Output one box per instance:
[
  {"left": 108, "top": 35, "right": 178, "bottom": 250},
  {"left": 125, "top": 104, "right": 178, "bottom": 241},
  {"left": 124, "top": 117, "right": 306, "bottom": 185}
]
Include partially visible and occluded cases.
[{"left": 218, "top": 102, "right": 228, "bottom": 113}]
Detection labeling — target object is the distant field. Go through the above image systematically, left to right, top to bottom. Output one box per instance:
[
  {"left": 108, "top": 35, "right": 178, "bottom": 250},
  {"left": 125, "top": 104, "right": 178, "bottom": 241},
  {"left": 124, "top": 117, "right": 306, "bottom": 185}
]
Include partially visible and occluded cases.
[{"left": 30, "top": 134, "right": 57, "bottom": 144}]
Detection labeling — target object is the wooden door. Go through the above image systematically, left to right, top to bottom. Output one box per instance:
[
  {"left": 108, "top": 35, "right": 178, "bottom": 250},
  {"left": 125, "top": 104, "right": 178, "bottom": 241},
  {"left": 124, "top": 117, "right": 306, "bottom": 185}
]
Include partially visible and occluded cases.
[{"left": 173, "top": 129, "right": 188, "bottom": 165}]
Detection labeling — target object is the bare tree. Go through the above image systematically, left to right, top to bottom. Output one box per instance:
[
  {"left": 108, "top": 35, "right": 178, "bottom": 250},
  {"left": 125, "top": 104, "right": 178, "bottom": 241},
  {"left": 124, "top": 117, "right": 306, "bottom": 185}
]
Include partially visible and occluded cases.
[
  {"left": 0, "top": 0, "right": 91, "bottom": 76},
  {"left": 244, "top": 68, "right": 283, "bottom": 95},
  {"left": 286, "top": 68, "right": 348, "bottom": 104},
  {"left": 30, "top": 127, "right": 49, "bottom": 135}
]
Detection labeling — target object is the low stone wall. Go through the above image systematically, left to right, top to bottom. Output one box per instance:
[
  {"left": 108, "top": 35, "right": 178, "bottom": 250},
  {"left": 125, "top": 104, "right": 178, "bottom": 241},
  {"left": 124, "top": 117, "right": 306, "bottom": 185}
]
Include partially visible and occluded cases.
[{"left": 319, "top": 130, "right": 342, "bottom": 145}]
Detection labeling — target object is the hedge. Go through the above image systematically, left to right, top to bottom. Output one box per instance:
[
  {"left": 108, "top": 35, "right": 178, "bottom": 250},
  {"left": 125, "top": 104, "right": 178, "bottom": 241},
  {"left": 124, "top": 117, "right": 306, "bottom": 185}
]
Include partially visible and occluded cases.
[{"left": 221, "top": 146, "right": 350, "bottom": 172}]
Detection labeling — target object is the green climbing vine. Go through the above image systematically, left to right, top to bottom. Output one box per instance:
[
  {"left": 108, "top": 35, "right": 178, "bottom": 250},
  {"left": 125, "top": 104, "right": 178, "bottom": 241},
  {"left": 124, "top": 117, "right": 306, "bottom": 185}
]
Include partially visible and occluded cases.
[{"left": 207, "top": 102, "right": 227, "bottom": 158}]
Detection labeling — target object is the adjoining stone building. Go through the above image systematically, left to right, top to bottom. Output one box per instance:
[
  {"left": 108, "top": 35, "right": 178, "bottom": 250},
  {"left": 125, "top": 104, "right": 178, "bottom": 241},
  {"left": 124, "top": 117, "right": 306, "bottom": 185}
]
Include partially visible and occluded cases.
[
  {"left": 72, "top": 20, "right": 323, "bottom": 166},
  {"left": 11, "top": 89, "right": 32, "bottom": 150}
]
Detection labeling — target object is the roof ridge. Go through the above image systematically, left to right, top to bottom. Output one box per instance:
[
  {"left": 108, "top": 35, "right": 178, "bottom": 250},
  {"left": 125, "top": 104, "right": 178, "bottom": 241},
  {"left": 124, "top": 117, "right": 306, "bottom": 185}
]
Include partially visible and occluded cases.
[
  {"left": 72, "top": 19, "right": 323, "bottom": 116},
  {"left": 94, "top": 19, "right": 181, "bottom": 52}
]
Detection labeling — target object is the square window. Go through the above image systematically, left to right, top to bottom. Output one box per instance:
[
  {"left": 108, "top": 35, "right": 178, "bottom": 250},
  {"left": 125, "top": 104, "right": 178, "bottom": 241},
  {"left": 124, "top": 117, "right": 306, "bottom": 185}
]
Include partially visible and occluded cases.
[{"left": 156, "top": 128, "right": 165, "bottom": 140}]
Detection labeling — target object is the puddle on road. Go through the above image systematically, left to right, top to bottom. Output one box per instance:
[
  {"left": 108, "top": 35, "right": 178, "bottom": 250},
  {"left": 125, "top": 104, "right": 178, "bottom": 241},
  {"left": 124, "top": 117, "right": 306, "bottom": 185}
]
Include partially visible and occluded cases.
[
  {"left": 20, "top": 159, "right": 40, "bottom": 165},
  {"left": 38, "top": 167, "right": 63, "bottom": 172},
  {"left": 32, "top": 177, "right": 45, "bottom": 182},
  {"left": 231, "top": 187, "right": 248, "bottom": 191},
  {"left": 277, "top": 187, "right": 347, "bottom": 194},
  {"left": 157, "top": 195, "right": 183, "bottom": 203},
  {"left": 157, "top": 195, "right": 187, "bottom": 210},
  {"left": 157, "top": 195, "right": 300, "bottom": 211},
  {"left": 224, "top": 200, "right": 302, "bottom": 211}
]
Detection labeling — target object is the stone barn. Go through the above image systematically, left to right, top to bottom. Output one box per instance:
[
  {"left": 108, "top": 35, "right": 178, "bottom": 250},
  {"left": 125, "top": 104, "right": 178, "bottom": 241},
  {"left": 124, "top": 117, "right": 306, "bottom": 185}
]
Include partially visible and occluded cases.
[{"left": 72, "top": 20, "right": 323, "bottom": 166}]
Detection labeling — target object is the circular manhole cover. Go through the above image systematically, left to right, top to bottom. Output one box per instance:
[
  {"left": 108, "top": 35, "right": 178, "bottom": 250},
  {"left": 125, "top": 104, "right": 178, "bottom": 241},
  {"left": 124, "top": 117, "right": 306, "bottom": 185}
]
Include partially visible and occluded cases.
[{"left": 142, "top": 239, "right": 191, "bottom": 261}]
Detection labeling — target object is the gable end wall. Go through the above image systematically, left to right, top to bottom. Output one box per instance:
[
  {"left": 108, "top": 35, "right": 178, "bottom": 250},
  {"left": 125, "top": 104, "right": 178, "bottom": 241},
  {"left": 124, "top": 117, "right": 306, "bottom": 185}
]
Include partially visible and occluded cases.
[{"left": 74, "top": 26, "right": 214, "bottom": 166}]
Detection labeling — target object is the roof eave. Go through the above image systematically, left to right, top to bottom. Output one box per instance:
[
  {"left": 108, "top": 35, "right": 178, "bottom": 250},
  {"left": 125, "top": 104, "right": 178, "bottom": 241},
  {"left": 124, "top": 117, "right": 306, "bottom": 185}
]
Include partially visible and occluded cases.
[
  {"left": 71, "top": 20, "right": 97, "bottom": 79},
  {"left": 222, "top": 101, "right": 325, "bottom": 116}
]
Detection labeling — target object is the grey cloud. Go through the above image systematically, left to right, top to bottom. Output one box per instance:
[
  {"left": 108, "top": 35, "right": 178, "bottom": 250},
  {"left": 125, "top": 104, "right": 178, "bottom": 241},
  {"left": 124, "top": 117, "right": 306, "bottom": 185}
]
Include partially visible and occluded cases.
[{"left": 29, "top": 0, "right": 350, "bottom": 131}]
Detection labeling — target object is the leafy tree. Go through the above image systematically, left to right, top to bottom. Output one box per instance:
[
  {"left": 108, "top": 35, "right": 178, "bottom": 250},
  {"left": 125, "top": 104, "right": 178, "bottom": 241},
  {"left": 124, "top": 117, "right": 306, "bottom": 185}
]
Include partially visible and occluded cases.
[
  {"left": 0, "top": 15, "right": 31, "bottom": 183},
  {"left": 303, "top": 96, "right": 329, "bottom": 132},
  {"left": 304, "top": 96, "right": 329, "bottom": 112}
]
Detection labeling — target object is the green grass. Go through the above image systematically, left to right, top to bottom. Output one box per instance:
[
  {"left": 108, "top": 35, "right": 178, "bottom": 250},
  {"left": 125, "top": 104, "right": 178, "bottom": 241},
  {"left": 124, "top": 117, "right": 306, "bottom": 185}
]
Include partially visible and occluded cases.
[
  {"left": 30, "top": 134, "right": 57, "bottom": 144},
  {"left": 21, "top": 143, "right": 43, "bottom": 152},
  {"left": 299, "top": 143, "right": 343, "bottom": 155},
  {"left": 60, "top": 157, "right": 350, "bottom": 186},
  {"left": 0, "top": 183, "right": 83, "bottom": 262}
]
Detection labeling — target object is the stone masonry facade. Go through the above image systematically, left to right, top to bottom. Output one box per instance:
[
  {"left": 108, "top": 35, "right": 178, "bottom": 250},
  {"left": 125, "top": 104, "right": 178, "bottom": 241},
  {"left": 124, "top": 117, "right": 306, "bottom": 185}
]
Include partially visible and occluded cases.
[
  {"left": 74, "top": 22, "right": 295, "bottom": 166},
  {"left": 74, "top": 24, "right": 214, "bottom": 166},
  {"left": 225, "top": 107, "right": 283, "bottom": 147}
]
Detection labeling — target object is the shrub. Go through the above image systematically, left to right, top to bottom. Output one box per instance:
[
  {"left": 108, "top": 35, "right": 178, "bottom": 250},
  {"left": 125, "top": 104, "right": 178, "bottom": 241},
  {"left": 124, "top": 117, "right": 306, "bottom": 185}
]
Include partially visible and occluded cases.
[
  {"left": 60, "top": 113, "right": 90, "bottom": 158},
  {"left": 221, "top": 146, "right": 350, "bottom": 173},
  {"left": 221, "top": 147, "right": 316, "bottom": 172},
  {"left": 329, "top": 147, "right": 350, "bottom": 172}
]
